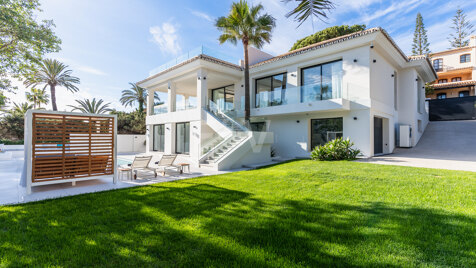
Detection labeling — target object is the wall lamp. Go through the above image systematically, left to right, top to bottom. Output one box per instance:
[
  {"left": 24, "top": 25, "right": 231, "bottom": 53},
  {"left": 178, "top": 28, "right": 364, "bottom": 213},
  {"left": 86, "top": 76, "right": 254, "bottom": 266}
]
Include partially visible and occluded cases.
[
  {"left": 370, "top": 42, "right": 374, "bottom": 49},
  {"left": 353, "top": 59, "right": 358, "bottom": 62},
  {"left": 373, "top": 59, "right": 377, "bottom": 63},
  {"left": 291, "top": 73, "right": 297, "bottom": 77},
  {"left": 391, "top": 74, "right": 395, "bottom": 77},
  {"left": 415, "top": 78, "right": 419, "bottom": 81},
  {"left": 353, "top": 117, "right": 358, "bottom": 120},
  {"left": 296, "top": 120, "right": 300, "bottom": 123}
]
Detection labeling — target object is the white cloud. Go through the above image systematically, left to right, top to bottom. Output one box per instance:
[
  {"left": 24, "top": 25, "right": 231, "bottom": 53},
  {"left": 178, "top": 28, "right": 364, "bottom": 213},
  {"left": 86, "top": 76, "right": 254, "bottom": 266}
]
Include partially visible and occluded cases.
[
  {"left": 190, "top": 10, "right": 213, "bottom": 22},
  {"left": 149, "top": 22, "right": 182, "bottom": 55}
]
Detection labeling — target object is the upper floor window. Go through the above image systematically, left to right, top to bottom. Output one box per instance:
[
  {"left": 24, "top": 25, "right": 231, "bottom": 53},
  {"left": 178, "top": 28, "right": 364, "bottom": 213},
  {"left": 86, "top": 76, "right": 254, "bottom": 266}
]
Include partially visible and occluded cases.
[
  {"left": 460, "top": 54, "right": 471, "bottom": 63},
  {"left": 433, "top": 59, "right": 443, "bottom": 71},
  {"left": 301, "top": 60, "right": 343, "bottom": 102},
  {"left": 255, "top": 73, "right": 287, "bottom": 108},
  {"left": 451, "top": 77, "right": 462, "bottom": 82},
  {"left": 438, "top": 79, "right": 448, "bottom": 84},
  {"left": 459, "top": 91, "right": 469, "bottom": 97},
  {"left": 437, "top": 93, "right": 446, "bottom": 99}
]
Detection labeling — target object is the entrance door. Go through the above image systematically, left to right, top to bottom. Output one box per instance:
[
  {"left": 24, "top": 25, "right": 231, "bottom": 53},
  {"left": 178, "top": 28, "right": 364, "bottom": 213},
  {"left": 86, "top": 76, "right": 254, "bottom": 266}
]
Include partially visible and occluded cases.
[{"left": 374, "top": 117, "right": 383, "bottom": 155}]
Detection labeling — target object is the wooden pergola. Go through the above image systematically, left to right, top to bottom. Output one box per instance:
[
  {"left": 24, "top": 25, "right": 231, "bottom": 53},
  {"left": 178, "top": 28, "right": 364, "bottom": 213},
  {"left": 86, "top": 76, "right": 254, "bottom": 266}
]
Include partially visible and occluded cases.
[{"left": 23, "top": 110, "right": 117, "bottom": 194}]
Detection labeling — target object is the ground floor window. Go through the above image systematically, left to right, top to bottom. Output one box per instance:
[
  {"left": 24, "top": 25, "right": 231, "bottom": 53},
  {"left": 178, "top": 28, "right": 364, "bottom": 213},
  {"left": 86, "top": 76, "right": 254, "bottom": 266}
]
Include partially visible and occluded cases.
[
  {"left": 459, "top": 90, "right": 469, "bottom": 97},
  {"left": 437, "top": 93, "right": 446, "bottom": 99},
  {"left": 310, "top": 118, "right": 343, "bottom": 150},
  {"left": 176, "top": 122, "right": 190, "bottom": 154},
  {"left": 250, "top": 122, "right": 266, "bottom": 132},
  {"left": 152, "top": 124, "right": 165, "bottom": 152}
]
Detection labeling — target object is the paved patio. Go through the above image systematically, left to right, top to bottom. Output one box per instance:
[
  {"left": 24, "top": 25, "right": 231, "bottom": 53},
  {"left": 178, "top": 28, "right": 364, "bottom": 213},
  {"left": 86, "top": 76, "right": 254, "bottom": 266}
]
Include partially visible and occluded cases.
[
  {"left": 358, "top": 120, "right": 476, "bottom": 172},
  {"left": 0, "top": 151, "right": 233, "bottom": 205}
]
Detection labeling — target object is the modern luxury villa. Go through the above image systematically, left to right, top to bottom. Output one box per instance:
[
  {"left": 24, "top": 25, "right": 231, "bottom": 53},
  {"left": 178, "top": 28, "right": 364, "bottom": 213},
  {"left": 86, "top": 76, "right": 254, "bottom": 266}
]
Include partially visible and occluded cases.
[{"left": 137, "top": 27, "right": 437, "bottom": 171}]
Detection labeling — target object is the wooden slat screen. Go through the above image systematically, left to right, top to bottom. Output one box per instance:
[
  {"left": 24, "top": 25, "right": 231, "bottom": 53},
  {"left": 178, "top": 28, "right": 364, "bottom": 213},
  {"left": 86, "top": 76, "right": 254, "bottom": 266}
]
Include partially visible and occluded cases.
[{"left": 32, "top": 113, "right": 115, "bottom": 183}]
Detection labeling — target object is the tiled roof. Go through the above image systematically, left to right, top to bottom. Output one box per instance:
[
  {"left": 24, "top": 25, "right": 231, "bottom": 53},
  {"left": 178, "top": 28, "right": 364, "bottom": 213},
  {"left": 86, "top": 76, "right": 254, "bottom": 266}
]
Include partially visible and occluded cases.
[
  {"left": 250, "top": 27, "right": 411, "bottom": 68},
  {"left": 429, "top": 46, "right": 475, "bottom": 57},
  {"left": 137, "top": 54, "right": 242, "bottom": 85},
  {"left": 433, "top": 80, "right": 476, "bottom": 89}
]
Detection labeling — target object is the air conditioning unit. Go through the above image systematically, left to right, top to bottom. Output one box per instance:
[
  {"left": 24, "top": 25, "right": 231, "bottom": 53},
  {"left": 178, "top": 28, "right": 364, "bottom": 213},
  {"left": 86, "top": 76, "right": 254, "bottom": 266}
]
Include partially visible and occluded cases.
[{"left": 399, "top": 125, "right": 412, "bottom": 148}]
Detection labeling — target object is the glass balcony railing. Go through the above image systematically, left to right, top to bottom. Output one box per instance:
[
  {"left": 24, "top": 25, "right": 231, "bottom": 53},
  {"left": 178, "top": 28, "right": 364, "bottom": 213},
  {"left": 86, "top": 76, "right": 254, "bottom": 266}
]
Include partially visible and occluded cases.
[
  {"left": 149, "top": 45, "right": 239, "bottom": 76},
  {"left": 254, "top": 83, "right": 342, "bottom": 108},
  {"left": 176, "top": 103, "right": 197, "bottom": 111},
  {"left": 153, "top": 105, "right": 168, "bottom": 115}
]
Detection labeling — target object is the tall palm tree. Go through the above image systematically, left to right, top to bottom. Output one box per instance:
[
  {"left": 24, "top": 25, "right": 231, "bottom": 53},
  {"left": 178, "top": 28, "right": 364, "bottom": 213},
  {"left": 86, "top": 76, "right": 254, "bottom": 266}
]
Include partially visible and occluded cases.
[
  {"left": 283, "top": 0, "right": 335, "bottom": 31},
  {"left": 216, "top": 1, "right": 275, "bottom": 126},
  {"left": 24, "top": 59, "right": 80, "bottom": 111},
  {"left": 120, "top": 83, "right": 160, "bottom": 113},
  {"left": 25, "top": 88, "right": 49, "bottom": 109},
  {"left": 68, "top": 98, "right": 112, "bottom": 114}
]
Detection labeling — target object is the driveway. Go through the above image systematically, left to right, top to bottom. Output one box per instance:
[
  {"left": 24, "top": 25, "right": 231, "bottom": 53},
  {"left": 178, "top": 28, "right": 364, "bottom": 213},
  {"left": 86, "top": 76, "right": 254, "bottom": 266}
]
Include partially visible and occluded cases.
[{"left": 359, "top": 120, "right": 476, "bottom": 172}]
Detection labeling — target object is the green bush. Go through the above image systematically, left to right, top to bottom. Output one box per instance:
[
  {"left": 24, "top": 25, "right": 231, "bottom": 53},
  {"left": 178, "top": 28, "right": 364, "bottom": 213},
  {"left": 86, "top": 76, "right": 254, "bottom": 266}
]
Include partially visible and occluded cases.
[
  {"left": 311, "top": 138, "right": 361, "bottom": 161},
  {"left": 0, "top": 139, "right": 24, "bottom": 145}
]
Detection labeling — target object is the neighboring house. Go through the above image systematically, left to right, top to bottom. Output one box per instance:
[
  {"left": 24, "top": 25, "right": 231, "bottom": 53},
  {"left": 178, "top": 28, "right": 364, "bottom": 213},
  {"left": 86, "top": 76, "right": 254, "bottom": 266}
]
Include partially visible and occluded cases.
[
  {"left": 137, "top": 27, "right": 436, "bottom": 170},
  {"left": 427, "top": 36, "right": 476, "bottom": 99}
]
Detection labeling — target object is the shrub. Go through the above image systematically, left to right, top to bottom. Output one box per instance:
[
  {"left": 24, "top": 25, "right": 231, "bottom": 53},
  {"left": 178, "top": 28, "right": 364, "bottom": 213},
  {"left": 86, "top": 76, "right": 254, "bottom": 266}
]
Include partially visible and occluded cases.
[
  {"left": 311, "top": 138, "right": 361, "bottom": 161},
  {"left": 0, "top": 139, "right": 24, "bottom": 145}
]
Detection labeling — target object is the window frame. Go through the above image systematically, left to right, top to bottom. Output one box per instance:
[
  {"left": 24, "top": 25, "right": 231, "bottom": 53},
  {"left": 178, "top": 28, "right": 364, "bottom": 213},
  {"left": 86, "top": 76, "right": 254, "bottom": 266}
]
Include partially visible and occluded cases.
[
  {"left": 460, "top": 54, "right": 471, "bottom": 63},
  {"left": 433, "top": 58, "right": 443, "bottom": 71},
  {"left": 300, "top": 59, "right": 343, "bottom": 102},
  {"left": 254, "top": 72, "right": 287, "bottom": 108},
  {"left": 451, "top": 77, "right": 462, "bottom": 82},
  {"left": 438, "top": 79, "right": 448, "bottom": 84},
  {"left": 211, "top": 84, "right": 235, "bottom": 111},
  {"left": 459, "top": 90, "right": 470, "bottom": 97},
  {"left": 436, "top": 93, "right": 446, "bottom": 99},
  {"left": 309, "top": 117, "right": 343, "bottom": 151},
  {"left": 175, "top": 122, "right": 190, "bottom": 154},
  {"left": 152, "top": 124, "right": 165, "bottom": 152}
]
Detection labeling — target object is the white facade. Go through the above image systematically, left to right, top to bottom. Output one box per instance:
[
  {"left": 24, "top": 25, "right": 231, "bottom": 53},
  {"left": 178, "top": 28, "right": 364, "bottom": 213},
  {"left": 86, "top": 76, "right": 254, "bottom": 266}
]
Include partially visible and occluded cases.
[{"left": 138, "top": 28, "right": 436, "bottom": 170}]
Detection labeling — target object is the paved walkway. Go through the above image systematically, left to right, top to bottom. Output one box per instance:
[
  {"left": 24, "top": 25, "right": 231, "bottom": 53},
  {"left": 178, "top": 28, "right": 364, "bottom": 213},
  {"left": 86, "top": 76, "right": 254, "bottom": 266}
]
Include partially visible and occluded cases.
[
  {"left": 358, "top": 120, "right": 476, "bottom": 172},
  {"left": 0, "top": 152, "right": 232, "bottom": 205}
]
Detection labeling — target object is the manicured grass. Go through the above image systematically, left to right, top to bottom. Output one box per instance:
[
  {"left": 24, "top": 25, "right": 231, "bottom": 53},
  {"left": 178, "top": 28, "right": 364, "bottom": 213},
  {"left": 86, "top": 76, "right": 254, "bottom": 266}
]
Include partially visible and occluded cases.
[{"left": 1, "top": 160, "right": 476, "bottom": 267}]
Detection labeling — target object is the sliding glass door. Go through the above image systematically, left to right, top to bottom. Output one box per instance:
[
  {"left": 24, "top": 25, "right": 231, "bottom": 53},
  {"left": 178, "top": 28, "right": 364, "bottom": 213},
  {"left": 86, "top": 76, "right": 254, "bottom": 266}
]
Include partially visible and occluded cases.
[
  {"left": 301, "top": 60, "right": 342, "bottom": 102},
  {"left": 176, "top": 122, "right": 190, "bottom": 154},
  {"left": 152, "top": 124, "right": 165, "bottom": 152}
]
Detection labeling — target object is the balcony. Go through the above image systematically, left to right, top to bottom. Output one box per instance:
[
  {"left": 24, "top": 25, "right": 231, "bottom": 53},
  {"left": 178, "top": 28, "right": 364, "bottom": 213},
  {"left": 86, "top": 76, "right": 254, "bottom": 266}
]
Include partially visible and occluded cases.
[{"left": 149, "top": 46, "right": 239, "bottom": 76}]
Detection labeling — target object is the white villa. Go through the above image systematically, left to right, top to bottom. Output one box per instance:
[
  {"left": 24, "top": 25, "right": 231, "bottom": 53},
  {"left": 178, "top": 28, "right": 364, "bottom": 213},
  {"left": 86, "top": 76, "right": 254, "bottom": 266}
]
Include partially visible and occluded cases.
[{"left": 137, "top": 28, "right": 437, "bottom": 170}]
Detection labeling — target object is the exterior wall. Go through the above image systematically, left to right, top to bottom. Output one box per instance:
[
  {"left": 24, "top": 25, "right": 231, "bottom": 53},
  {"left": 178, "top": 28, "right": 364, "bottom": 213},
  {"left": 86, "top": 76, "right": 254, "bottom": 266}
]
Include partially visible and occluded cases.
[
  {"left": 427, "top": 86, "right": 475, "bottom": 99},
  {"left": 117, "top": 135, "right": 146, "bottom": 153}
]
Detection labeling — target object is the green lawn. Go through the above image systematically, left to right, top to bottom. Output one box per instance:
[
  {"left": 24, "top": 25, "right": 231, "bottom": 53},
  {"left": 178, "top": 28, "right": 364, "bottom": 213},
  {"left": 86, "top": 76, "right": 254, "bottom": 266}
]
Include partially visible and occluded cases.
[{"left": 1, "top": 160, "right": 476, "bottom": 267}]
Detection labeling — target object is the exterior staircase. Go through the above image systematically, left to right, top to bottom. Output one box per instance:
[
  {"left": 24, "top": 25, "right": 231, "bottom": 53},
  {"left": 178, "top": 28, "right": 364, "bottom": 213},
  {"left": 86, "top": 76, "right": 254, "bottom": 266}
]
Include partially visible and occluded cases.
[{"left": 200, "top": 102, "right": 251, "bottom": 167}]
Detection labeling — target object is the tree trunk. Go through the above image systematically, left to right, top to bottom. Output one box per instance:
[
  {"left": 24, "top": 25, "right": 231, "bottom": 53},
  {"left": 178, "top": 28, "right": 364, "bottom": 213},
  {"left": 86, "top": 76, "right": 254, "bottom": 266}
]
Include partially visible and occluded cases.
[
  {"left": 243, "top": 40, "right": 250, "bottom": 127},
  {"left": 50, "top": 84, "right": 57, "bottom": 111},
  {"left": 139, "top": 100, "right": 144, "bottom": 114}
]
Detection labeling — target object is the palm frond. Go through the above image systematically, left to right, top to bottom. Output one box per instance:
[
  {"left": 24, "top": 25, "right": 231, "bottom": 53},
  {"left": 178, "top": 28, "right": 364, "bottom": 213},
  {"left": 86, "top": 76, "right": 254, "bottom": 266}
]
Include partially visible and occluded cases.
[{"left": 68, "top": 98, "right": 112, "bottom": 114}]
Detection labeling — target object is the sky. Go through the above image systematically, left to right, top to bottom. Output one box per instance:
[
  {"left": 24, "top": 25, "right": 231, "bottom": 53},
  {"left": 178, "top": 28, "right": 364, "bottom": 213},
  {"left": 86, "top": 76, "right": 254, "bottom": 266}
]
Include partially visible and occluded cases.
[{"left": 4, "top": 0, "right": 476, "bottom": 112}]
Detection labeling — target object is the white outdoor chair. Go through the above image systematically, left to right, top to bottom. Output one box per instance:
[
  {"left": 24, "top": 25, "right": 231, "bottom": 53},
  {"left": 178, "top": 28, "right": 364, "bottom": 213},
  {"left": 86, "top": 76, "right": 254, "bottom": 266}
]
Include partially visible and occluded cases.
[
  {"left": 154, "top": 154, "right": 180, "bottom": 176},
  {"left": 129, "top": 155, "right": 156, "bottom": 180}
]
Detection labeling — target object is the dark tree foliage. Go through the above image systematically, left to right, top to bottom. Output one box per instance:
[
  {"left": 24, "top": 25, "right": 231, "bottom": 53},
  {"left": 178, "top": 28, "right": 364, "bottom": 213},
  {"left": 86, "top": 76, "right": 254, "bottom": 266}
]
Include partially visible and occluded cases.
[{"left": 290, "top": 24, "right": 366, "bottom": 51}]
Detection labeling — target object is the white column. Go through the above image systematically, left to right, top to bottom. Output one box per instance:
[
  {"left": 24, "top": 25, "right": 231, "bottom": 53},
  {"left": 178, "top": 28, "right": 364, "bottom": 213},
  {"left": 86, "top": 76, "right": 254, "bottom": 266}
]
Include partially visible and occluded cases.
[
  {"left": 196, "top": 69, "right": 208, "bottom": 110},
  {"left": 168, "top": 82, "right": 176, "bottom": 113},
  {"left": 147, "top": 88, "right": 155, "bottom": 116},
  {"left": 184, "top": 95, "right": 189, "bottom": 110}
]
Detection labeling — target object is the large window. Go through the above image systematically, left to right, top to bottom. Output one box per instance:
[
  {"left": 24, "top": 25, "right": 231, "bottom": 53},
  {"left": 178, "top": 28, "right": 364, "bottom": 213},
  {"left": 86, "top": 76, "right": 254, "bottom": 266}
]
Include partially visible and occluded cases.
[
  {"left": 460, "top": 54, "right": 470, "bottom": 63},
  {"left": 433, "top": 59, "right": 443, "bottom": 71},
  {"left": 301, "top": 60, "right": 342, "bottom": 102},
  {"left": 255, "top": 73, "right": 287, "bottom": 108},
  {"left": 212, "top": 85, "right": 234, "bottom": 111},
  {"left": 459, "top": 90, "right": 469, "bottom": 97},
  {"left": 437, "top": 93, "right": 446, "bottom": 99},
  {"left": 310, "top": 118, "right": 343, "bottom": 150},
  {"left": 176, "top": 122, "right": 190, "bottom": 154},
  {"left": 250, "top": 122, "right": 266, "bottom": 132},
  {"left": 152, "top": 124, "right": 165, "bottom": 152}
]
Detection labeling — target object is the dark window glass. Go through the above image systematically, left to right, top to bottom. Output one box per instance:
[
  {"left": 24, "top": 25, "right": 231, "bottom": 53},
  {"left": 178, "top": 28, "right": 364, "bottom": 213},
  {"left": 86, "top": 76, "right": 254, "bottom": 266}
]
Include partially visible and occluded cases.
[
  {"left": 460, "top": 54, "right": 470, "bottom": 63},
  {"left": 433, "top": 59, "right": 443, "bottom": 71},
  {"left": 301, "top": 60, "right": 342, "bottom": 102},
  {"left": 255, "top": 73, "right": 286, "bottom": 108},
  {"left": 451, "top": 77, "right": 461, "bottom": 82},
  {"left": 212, "top": 85, "right": 234, "bottom": 111},
  {"left": 459, "top": 91, "right": 469, "bottom": 97},
  {"left": 437, "top": 93, "right": 446, "bottom": 99},
  {"left": 310, "top": 118, "right": 343, "bottom": 150},
  {"left": 176, "top": 122, "right": 190, "bottom": 154},
  {"left": 250, "top": 122, "right": 266, "bottom": 132},
  {"left": 153, "top": 124, "right": 165, "bottom": 152}
]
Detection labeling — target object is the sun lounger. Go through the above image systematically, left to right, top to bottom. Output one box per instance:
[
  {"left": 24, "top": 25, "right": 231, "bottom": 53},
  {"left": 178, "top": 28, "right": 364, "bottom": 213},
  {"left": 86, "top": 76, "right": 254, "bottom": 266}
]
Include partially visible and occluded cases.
[{"left": 155, "top": 154, "right": 180, "bottom": 176}]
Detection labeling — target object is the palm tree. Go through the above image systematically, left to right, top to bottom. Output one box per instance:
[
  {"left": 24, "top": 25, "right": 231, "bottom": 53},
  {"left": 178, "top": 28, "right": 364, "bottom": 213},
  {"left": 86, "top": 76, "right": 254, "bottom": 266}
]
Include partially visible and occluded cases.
[
  {"left": 283, "top": 0, "right": 335, "bottom": 31},
  {"left": 216, "top": 1, "right": 275, "bottom": 126},
  {"left": 24, "top": 59, "right": 80, "bottom": 111},
  {"left": 120, "top": 83, "right": 160, "bottom": 113},
  {"left": 25, "top": 88, "right": 49, "bottom": 109},
  {"left": 68, "top": 98, "right": 112, "bottom": 114},
  {"left": 9, "top": 102, "right": 34, "bottom": 116}
]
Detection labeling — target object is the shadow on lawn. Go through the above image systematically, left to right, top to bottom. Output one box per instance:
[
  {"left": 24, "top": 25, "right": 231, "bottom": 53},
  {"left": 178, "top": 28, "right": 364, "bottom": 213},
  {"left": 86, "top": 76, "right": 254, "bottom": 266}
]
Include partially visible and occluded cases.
[{"left": 0, "top": 184, "right": 475, "bottom": 267}]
